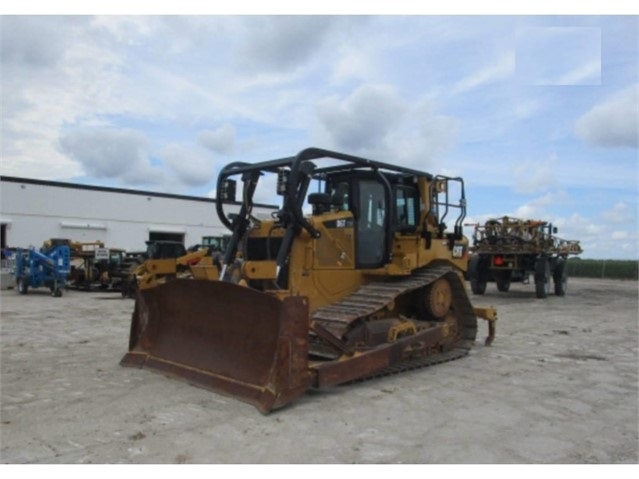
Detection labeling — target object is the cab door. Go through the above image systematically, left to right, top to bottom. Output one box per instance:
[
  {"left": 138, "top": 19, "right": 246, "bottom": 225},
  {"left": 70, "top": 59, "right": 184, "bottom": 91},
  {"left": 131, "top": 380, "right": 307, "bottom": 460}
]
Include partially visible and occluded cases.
[{"left": 355, "top": 179, "right": 387, "bottom": 268}]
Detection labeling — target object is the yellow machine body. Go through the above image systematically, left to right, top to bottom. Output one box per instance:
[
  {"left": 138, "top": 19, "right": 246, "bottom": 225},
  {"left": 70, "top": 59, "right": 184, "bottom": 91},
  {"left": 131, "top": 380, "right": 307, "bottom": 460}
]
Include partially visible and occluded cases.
[{"left": 121, "top": 148, "right": 495, "bottom": 413}]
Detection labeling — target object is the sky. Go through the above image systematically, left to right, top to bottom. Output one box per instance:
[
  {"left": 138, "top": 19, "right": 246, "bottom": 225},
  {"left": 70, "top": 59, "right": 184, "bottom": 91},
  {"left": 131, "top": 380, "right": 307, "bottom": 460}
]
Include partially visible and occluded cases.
[{"left": 1, "top": 4, "right": 638, "bottom": 259}]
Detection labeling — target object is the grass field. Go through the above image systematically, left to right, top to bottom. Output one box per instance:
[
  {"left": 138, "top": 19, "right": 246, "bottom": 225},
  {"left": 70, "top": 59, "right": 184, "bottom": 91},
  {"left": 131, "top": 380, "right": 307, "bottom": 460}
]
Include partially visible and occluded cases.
[{"left": 567, "top": 259, "right": 638, "bottom": 280}]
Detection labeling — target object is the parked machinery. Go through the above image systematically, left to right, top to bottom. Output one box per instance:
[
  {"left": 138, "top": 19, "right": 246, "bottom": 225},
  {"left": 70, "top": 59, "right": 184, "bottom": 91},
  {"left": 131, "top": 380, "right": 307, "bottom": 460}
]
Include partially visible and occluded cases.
[
  {"left": 121, "top": 147, "right": 497, "bottom": 413},
  {"left": 467, "top": 216, "right": 583, "bottom": 298},
  {"left": 200, "top": 235, "right": 231, "bottom": 255},
  {"left": 14, "top": 239, "right": 71, "bottom": 297},
  {"left": 67, "top": 241, "right": 133, "bottom": 292},
  {"left": 120, "top": 241, "right": 216, "bottom": 297}
]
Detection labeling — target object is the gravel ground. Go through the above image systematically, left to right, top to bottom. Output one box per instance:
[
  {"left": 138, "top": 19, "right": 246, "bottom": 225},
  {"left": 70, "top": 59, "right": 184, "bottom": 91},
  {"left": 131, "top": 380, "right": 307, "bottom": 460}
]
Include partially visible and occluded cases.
[{"left": 1, "top": 277, "right": 637, "bottom": 464}]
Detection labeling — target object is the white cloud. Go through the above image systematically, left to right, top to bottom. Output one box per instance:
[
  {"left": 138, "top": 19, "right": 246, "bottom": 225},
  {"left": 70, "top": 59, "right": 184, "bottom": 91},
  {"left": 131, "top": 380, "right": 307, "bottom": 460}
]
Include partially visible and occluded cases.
[
  {"left": 1, "top": 16, "right": 73, "bottom": 68},
  {"left": 90, "top": 16, "right": 156, "bottom": 45},
  {"left": 234, "top": 16, "right": 337, "bottom": 73},
  {"left": 1, "top": 17, "right": 133, "bottom": 181},
  {"left": 516, "top": 27, "right": 601, "bottom": 86},
  {"left": 331, "top": 45, "right": 377, "bottom": 85},
  {"left": 452, "top": 52, "right": 515, "bottom": 95},
  {"left": 557, "top": 59, "right": 601, "bottom": 85},
  {"left": 316, "top": 84, "right": 408, "bottom": 151},
  {"left": 575, "top": 85, "right": 639, "bottom": 148},
  {"left": 314, "top": 86, "right": 460, "bottom": 171},
  {"left": 513, "top": 99, "right": 543, "bottom": 120},
  {"left": 383, "top": 103, "right": 459, "bottom": 171},
  {"left": 198, "top": 124, "right": 236, "bottom": 154},
  {"left": 58, "top": 128, "right": 164, "bottom": 185},
  {"left": 1, "top": 140, "right": 83, "bottom": 181},
  {"left": 160, "top": 144, "right": 218, "bottom": 188},
  {"left": 511, "top": 154, "right": 558, "bottom": 194},
  {"left": 512, "top": 191, "right": 568, "bottom": 220},
  {"left": 601, "top": 202, "right": 633, "bottom": 224},
  {"left": 544, "top": 212, "right": 596, "bottom": 236},
  {"left": 549, "top": 212, "right": 638, "bottom": 259},
  {"left": 611, "top": 231, "right": 628, "bottom": 240}
]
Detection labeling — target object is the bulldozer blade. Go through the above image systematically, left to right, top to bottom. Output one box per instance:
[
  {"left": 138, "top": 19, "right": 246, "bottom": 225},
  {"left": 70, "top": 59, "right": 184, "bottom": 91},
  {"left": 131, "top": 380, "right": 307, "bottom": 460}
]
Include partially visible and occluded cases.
[{"left": 120, "top": 279, "right": 313, "bottom": 413}]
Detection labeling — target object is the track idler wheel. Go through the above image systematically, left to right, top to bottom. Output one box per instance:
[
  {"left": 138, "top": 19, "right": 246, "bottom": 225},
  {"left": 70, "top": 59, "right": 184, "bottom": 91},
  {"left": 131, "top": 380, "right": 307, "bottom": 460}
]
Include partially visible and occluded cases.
[{"left": 424, "top": 278, "right": 452, "bottom": 319}]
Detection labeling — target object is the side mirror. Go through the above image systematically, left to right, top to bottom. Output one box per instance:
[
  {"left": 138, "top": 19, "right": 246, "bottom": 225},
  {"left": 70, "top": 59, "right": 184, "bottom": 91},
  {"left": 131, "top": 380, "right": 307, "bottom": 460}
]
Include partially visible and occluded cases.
[
  {"left": 219, "top": 179, "right": 237, "bottom": 202},
  {"left": 434, "top": 180, "right": 447, "bottom": 193}
]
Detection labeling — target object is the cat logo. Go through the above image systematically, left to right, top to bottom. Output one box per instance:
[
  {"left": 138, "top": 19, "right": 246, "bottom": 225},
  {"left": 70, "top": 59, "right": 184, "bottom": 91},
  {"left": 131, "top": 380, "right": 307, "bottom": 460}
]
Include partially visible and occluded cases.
[{"left": 452, "top": 244, "right": 465, "bottom": 258}]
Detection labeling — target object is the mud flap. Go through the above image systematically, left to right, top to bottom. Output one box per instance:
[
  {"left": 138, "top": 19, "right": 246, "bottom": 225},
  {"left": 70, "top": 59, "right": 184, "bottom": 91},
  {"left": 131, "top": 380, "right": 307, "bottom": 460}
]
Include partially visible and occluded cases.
[{"left": 120, "top": 280, "right": 312, "bottom": 413}]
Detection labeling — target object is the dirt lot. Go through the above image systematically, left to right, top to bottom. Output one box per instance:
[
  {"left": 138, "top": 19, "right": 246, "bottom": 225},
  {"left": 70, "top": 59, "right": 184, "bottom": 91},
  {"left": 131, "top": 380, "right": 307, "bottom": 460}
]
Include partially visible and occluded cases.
[{"left": 0, "top": 277, "right": 637, "bottom": 464}]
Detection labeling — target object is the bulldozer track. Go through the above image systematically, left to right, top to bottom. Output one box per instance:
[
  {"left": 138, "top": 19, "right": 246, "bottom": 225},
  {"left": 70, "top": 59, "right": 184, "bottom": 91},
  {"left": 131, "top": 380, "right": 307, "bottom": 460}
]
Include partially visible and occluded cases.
[
  {"left": 309, "top": 265, "right": 478, "bottom": 383},
  {"left": 311, "top": 265, "right": 477, "bottom": 341},
  {"left": 341, "top": 345, "right": 471, "bottom": 385}
]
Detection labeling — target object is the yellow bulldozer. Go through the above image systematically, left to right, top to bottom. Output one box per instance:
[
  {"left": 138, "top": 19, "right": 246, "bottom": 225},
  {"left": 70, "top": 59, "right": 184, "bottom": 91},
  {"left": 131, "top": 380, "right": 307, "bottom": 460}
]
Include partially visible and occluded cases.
[{"left": 121, "top": 147, "right": 496, "bottom": 413}]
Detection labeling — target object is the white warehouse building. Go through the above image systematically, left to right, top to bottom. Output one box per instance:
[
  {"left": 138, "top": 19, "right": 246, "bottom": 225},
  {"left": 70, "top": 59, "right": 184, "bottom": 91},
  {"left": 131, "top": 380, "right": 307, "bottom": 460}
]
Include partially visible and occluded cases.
[{"left": 0, "top": 176, "right": 276, "bottom": 253}]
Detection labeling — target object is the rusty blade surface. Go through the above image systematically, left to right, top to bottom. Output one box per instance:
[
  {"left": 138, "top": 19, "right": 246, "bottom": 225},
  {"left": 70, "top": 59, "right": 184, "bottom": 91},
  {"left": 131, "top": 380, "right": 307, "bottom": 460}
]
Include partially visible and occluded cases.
[{"left": 120, "top": 279, "right": 312, "bottom": 413}]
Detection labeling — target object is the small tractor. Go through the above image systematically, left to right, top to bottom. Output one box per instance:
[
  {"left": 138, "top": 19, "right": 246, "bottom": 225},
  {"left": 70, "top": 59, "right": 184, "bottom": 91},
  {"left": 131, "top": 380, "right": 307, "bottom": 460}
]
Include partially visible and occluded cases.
[
  {"left": 121, "top": 147, "right": 497, "bottom": 413},
  {"left": 467, "top": 216, "right": 583, "bottom": 298}
]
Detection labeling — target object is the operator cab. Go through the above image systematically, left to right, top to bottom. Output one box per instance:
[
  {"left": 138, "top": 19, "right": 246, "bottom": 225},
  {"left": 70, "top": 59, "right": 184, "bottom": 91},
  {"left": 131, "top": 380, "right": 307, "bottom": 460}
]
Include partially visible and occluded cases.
[
  {"left": 214, "top": 148, "right": 464, "bottom": 286},
  {"left": 325, "top": 173, "right": 420, "bottom": 268}
]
